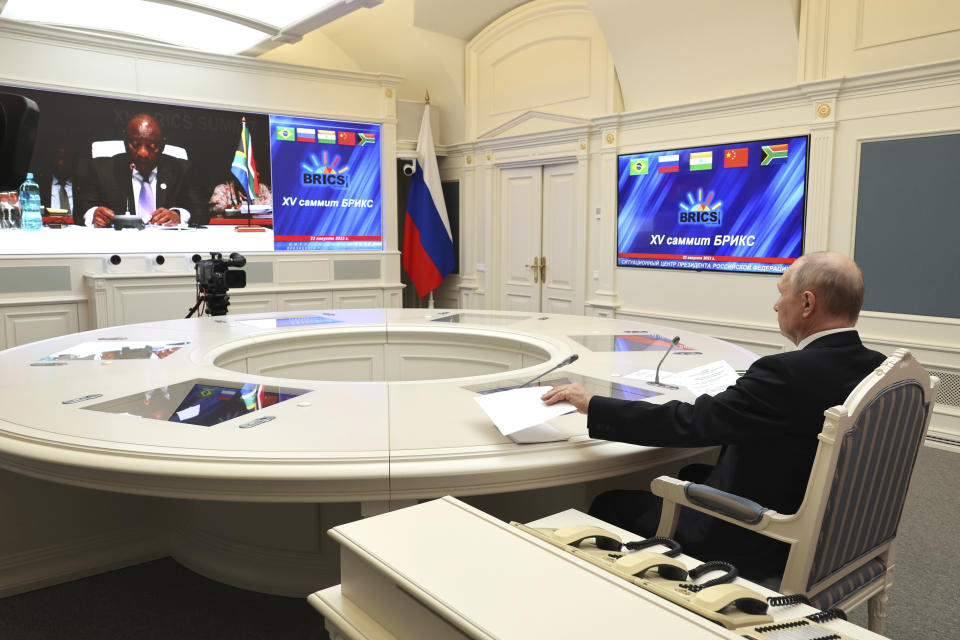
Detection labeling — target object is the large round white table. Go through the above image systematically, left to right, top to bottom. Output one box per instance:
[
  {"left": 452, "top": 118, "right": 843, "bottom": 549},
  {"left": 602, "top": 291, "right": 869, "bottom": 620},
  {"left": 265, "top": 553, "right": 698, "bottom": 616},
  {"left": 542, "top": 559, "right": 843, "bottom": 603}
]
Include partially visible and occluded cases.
[{"left": 0, "top": 309, "right": 758, "bottom": 595}]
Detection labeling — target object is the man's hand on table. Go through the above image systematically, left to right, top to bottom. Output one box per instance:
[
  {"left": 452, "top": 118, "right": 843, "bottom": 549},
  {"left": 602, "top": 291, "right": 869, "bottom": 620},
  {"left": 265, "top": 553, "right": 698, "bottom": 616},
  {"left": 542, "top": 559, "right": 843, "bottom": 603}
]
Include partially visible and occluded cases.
[{"left": 541, "top": 383, "right": 593, "bottom": 414}]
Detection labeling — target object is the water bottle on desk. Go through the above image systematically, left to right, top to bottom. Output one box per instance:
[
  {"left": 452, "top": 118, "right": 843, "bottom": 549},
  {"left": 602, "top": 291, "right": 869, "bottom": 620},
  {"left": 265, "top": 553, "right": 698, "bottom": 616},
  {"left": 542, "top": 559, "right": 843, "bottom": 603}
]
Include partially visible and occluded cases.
[{"left": 19, "top": 172, "right": 43, "bottom": 231}]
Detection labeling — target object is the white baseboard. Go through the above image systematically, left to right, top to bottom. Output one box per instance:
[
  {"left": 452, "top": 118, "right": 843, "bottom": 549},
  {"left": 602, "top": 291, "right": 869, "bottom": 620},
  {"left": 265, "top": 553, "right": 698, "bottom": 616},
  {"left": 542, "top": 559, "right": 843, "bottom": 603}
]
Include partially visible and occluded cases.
[{"left": 0, "top": 527, "right": 168, "bottom": 598}]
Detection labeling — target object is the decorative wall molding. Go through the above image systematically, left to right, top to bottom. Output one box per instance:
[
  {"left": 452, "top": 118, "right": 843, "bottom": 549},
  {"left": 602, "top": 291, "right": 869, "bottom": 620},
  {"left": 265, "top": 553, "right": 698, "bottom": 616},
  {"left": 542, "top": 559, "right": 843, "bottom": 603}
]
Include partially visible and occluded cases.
[{"left": 478, "top": 110, "right": 591, "bottom": 140}]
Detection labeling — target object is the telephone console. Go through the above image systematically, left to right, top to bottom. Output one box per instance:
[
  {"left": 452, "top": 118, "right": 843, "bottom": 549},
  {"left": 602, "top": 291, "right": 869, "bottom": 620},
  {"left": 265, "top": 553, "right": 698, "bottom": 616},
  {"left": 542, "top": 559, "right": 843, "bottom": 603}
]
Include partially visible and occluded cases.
[
  {"left": 513, "top": 522, "right": 774, "bottom": 629},
  {"left": 612, "top": 550, "right": 689, "bottom": 581},
  {"left": 688, "top": 583, "right": 769, "bottom": 616},
  {"left": 734, "top": 610, "right": 855, "bottom": 640}
]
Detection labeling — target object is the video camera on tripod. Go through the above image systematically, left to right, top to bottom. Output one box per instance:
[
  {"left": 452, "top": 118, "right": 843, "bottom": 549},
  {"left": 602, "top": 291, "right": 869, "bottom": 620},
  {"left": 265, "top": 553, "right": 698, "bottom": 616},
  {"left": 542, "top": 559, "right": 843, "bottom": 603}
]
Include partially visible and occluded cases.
[{"left": 186, "top": 252, "right": 246, "bottom": 318}]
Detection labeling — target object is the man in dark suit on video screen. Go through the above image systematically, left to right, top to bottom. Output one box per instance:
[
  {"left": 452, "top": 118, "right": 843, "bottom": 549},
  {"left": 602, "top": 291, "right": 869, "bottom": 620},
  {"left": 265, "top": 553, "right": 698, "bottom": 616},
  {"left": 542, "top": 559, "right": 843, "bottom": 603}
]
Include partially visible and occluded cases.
[
  {"left": 76, "top": 113, "right": 207, "bottom": 227},
  {"left": 36, "top": 144, "right": 76, "bottom": 218},
  {"left": 541, "top": 251, "right": 886, "bottom": 582}
]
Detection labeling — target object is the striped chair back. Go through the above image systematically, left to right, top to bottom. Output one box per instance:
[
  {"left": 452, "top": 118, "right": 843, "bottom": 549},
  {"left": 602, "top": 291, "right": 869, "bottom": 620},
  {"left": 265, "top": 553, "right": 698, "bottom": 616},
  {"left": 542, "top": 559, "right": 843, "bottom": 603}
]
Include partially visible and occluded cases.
[{"left": 807, "top": 380, "right": 930, "bottom": 589}]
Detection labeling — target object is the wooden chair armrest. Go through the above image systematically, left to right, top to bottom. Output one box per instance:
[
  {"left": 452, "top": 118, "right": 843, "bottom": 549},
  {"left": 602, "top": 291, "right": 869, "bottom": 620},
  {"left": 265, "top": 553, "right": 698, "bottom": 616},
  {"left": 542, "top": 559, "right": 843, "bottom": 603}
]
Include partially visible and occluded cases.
[{"left": 651, "top": 476, "right": 798, "bottom": 543}]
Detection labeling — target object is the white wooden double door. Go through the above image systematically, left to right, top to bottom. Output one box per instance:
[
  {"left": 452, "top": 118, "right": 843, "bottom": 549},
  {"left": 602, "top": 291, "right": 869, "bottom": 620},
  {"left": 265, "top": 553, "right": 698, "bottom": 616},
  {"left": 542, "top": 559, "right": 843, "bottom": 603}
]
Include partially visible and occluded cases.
[{"left": 498, "top": 162, "right": 581, "bottom": 313}]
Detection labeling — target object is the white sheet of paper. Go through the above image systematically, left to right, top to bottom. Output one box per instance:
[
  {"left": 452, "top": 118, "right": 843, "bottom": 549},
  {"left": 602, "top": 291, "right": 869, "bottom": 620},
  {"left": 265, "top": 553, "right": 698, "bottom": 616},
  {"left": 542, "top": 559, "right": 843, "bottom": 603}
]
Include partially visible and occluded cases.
[
  {"left": 679, "top": 360, "right": 740, "bottom": 396},
  {"left": 625, "top": 361, "right": 740, "bottom": 397},
  {"left": 474, "top": 386, "right": 576, "bottom": 436},
  {"left": 176, "top": 404, "right": 201, "bottom": 421},
  {"left": 508, "top": 422, "right": 570, "bottom": 444}
]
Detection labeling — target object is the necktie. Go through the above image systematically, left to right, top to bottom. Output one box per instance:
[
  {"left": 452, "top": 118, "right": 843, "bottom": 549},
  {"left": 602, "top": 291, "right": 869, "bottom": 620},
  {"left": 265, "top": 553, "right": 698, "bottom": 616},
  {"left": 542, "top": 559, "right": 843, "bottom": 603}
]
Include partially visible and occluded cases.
[
  {"left": 138, "top": 178, "right": 155, "bottom": 220},
  {"left": 57, "top": 180, "right": 70, "bottom": 214}
]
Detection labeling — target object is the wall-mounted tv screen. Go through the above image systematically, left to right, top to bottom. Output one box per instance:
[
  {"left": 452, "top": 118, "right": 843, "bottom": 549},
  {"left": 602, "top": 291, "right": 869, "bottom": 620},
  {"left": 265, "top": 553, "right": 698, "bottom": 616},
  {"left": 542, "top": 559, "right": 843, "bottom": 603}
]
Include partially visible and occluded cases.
[
  {"left": 0, "top": 83, "right": 382, "bottom": 255},
  {"left": 617, "top": 135, "right": 808, "bottom": 274}
]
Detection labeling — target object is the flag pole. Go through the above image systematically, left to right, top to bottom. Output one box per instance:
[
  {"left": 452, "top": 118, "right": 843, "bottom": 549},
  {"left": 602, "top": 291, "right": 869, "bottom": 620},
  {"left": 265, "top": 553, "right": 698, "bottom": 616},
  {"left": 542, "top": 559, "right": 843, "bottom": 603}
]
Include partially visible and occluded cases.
[
  {"left": 402, "top": 87, "right": 453, "bottom": 308},
  {"left": 424, "top": 90, "right": 433, "bottom": 310},
  {"left": 241, "top": 117, "right": 250, "bottom": 226}
]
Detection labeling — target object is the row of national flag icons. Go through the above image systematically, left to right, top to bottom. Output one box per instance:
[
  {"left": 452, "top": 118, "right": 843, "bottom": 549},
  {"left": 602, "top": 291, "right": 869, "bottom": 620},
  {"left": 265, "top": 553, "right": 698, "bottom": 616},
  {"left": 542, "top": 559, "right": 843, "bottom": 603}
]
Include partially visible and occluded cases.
[
  {"left": 275, "top": 126, "right": 376, "bottom": 146},
  {"left": 628, "top": 144, "right": 788, "bottom": 175}
]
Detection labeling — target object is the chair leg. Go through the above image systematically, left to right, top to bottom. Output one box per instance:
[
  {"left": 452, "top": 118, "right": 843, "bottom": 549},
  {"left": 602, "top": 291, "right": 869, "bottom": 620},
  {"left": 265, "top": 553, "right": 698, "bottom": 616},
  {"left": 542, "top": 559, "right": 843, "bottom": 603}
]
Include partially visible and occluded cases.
[
  {"left": 655, "top": 499, "right": 681, "bottom": 538},
  {"left": 867, "top": 590, "right": 888, "bottom": 635}
]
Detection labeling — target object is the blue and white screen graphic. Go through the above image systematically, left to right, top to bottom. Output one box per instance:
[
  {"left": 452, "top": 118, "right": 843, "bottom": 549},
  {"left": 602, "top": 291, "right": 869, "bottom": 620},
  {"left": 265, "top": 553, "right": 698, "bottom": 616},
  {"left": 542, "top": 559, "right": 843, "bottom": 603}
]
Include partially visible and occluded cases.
[
  {"left": 269, "top": 115, "right": 382, "bottom": 251},
  {"left": 617, "top": 135, "right": 808, "bottom": 274}
]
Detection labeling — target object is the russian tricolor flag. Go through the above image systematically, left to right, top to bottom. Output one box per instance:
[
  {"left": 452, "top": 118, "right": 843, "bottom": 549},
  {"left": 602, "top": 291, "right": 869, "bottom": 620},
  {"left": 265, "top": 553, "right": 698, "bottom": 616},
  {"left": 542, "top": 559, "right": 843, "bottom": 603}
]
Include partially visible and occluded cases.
[{"left": 402, "top": 104, "right": 455, "bottom": 299}]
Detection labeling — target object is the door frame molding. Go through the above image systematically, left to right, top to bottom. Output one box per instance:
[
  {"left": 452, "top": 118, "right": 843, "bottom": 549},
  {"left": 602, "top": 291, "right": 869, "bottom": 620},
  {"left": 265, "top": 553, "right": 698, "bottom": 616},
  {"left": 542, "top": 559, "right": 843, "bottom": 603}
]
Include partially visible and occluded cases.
[{"left": 492, "top": 155, "right": 587, "bottom": 312}]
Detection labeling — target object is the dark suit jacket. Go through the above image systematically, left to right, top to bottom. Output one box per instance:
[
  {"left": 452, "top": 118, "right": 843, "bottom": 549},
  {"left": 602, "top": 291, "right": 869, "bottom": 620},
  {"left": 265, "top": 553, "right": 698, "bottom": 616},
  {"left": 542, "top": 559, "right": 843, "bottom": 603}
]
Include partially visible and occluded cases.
[
  {"left": 76, "top": 153, "right": 208, "bottom": 226},
  {"left": 588, "top": 331, "right": 886, "bottom": 573}
]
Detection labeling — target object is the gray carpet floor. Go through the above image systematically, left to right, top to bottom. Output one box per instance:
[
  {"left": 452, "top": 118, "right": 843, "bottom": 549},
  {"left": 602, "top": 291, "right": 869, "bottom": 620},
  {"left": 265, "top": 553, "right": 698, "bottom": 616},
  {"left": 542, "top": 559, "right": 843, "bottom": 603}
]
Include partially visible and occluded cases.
[
  {"left": 844, "top": 444, "right": 960, "bottom": 639},
  {"left": 0, "top": 445, "right": 955, "bottom": 639}
]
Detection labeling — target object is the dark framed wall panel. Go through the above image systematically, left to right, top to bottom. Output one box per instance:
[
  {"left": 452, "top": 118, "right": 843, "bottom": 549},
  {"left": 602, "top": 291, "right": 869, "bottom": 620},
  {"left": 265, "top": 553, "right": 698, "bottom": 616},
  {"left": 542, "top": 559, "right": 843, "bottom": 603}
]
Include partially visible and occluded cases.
[{"left": 854, "top": 133, "right": 960, "bottom": 319}]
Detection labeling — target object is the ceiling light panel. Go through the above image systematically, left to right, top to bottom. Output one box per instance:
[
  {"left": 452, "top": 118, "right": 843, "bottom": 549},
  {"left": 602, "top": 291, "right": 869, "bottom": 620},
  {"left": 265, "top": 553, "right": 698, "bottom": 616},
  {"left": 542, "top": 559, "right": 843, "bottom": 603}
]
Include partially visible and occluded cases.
[
  {"left": 2, "top": 0, "right": 269, "bottom": 55},
  {"left": 181, "top": 0, "right": 343, "bottom": 29}
]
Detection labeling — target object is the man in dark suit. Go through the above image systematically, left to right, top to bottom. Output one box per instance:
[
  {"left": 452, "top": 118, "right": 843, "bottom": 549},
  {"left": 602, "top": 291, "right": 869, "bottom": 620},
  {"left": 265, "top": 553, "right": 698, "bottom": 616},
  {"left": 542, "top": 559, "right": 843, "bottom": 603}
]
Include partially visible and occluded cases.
[
  {"left": 76, "top": 113, "right": 206, "bottom": 227},
  {"left": 37, "top": 145, "right": 76, "bottom": 218},
  {"left": 541, "top": 251, "right": 886, "bottom": 581}
]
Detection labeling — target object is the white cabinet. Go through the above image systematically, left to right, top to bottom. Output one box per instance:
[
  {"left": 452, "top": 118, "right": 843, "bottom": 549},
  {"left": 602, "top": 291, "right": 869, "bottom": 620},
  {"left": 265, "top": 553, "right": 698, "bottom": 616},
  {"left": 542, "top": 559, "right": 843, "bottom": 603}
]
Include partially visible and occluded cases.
[
  {"left": 84, "top": 272, "right": 404, "bottom": 329},
  {"left": 334, "top": 289, "right": 383, "bottom": 309},
  {"left": 279, "top": 292, "right": 334, "bottom": 312},
  {"left": 0, "top": 301, "right": 84, "bottom": 350}
]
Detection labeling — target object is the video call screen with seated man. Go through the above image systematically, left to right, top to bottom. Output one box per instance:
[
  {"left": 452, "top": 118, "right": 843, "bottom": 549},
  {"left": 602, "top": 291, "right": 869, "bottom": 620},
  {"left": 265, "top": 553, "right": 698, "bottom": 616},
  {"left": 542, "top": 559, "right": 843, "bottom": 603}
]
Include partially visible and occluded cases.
[{"left": 0, "top": 83, "right": 383, "bottom": 255}]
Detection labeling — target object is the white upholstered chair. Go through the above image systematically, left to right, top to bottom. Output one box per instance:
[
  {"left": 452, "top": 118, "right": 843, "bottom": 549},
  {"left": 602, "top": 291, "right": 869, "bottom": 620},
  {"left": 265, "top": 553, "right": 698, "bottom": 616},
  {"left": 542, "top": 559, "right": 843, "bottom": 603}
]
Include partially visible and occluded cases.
[
  {"left": 91, "top": 140, "right": 188, "bottom": 159},
  {"left": 651, "top": 348, "right": 938, "bottom": 635}
]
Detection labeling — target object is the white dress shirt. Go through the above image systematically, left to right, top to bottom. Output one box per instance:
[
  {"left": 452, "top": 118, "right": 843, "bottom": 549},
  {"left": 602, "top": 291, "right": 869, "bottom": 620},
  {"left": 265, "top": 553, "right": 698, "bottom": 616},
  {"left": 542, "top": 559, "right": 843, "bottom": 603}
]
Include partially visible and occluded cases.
[
  {"left": 83, "top": 165, "right": 191, "bottom": 225},
  {"left": 50, "top": 177, "right": 73, "bottom": 212},
  {"left": 797, "top": 327, "right": 857, "bottom": 350}
]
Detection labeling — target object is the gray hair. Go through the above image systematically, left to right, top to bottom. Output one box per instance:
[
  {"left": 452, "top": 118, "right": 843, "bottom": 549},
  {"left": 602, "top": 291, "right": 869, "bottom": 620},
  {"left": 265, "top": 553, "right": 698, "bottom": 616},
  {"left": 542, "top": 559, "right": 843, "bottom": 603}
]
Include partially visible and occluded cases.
[{"left": 790, "top": 252, "right": 865, "bottom": 323}]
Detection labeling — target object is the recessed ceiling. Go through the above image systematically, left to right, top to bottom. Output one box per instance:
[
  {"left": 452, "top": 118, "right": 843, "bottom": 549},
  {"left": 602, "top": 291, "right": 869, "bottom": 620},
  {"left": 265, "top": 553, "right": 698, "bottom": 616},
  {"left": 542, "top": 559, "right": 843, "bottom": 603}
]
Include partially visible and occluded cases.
[{"left": 413, "top": 0, "right": 529, "bottom": 41}]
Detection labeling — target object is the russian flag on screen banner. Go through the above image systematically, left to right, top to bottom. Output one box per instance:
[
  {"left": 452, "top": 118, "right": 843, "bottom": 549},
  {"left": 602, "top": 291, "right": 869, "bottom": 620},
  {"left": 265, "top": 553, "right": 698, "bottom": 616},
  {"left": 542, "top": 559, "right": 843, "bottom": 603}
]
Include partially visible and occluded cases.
[
  {"left": 402, "top": 104, "right": 455, "bottom": 298},
  {"left": 658, "top": 153, "right": 679, "bottom": 173}
]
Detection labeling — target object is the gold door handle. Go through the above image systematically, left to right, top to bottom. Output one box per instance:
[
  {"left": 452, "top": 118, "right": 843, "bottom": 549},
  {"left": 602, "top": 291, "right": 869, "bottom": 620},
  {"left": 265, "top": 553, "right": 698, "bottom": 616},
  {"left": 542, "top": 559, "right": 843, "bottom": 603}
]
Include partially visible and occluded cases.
[
  {"left": 525, "top": 256, "right": 539, "bottom": 283},
  {"left": 540, "top": 256, "right": 546, "bottom": 282}
]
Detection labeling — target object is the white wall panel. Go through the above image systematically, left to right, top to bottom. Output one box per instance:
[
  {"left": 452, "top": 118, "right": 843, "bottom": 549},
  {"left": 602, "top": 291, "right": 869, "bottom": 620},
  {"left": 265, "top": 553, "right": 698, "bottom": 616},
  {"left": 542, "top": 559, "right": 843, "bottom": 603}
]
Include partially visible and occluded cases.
[
  {"left": 467, "top": 0, "right": 617, "bottom": 140},
  {"left": 587, "top": 0, "right": 798, "bottom": 112},
  {"left": 801, "top": 0, "right": 960, "bottom": 80}
]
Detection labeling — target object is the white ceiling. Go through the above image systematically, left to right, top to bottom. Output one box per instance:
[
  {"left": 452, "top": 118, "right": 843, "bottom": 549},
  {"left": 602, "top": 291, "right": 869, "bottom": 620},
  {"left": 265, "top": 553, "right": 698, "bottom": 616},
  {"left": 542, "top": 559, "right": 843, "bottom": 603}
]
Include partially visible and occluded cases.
[{"left": 413, "top": 0, "right": 530, "bottom": 41}]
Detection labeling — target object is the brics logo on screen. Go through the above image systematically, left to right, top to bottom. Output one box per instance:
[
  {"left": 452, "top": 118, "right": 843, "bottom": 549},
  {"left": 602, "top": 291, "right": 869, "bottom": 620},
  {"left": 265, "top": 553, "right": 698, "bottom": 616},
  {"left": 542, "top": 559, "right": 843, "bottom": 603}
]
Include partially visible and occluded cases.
[
  {"left": 301, "top": 151, "right": 350, "bottom": 187},
  {"left": 679, "top": 189, "right": 723, "bottom": 226}
]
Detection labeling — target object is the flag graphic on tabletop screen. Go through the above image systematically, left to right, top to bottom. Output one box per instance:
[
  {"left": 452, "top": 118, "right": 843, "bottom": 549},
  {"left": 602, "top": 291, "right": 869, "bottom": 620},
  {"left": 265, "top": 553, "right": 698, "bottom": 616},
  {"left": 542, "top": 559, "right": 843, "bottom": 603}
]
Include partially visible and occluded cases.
[
  {"left": 402, "top": 102, "right": 455, "bottom": 298},
  {"left": 231, "top": 119, "right": 259, "bottom": 198},
  {"left": 296, "top": 127, "right": 314, "bottom": 142},
  {"left": 316, "top": 129, "right": 336, "bottom": 144}
]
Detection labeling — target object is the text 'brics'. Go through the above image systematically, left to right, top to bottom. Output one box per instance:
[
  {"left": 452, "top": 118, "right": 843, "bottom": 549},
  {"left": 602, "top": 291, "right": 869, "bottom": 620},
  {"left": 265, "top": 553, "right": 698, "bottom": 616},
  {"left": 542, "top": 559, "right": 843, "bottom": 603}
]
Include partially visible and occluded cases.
[{"left": 649, "top": 235, "right": 757, "bottom": 247}]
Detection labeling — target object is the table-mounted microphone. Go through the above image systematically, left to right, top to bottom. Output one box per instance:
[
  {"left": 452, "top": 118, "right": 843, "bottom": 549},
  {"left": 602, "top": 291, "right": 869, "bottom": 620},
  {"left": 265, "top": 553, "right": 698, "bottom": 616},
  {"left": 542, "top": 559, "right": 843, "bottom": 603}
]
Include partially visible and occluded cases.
[
  {"left": 647, "top": 337, "right": 680, "bottom": 390},
  {"left": 515, "top": 353, "right": 579, "bottom": 389}
]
